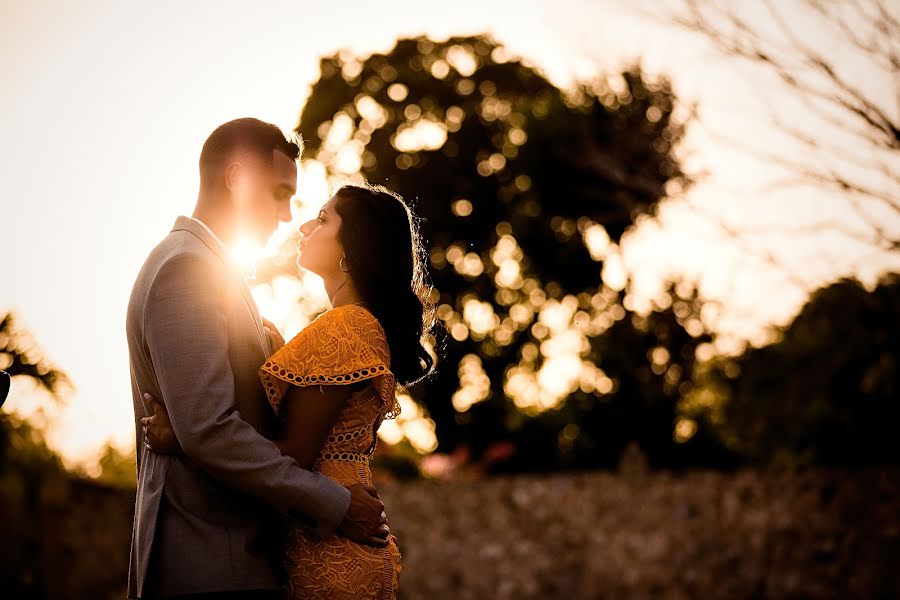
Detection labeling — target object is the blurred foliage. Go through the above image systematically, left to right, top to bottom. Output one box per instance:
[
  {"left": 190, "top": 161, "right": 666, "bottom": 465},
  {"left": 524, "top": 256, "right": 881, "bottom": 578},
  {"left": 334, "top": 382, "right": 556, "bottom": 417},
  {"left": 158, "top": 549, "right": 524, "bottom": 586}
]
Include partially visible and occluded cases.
[
  {"left": 269, "top": 33, "right": 900, "bottom": 473},
  {"left": 265, "top": 34, "right": 716, "bottom": 470},
  {"left": 687, "top": 274, "right": 900, "bottom": 467},
  {"left": 453, "top": 281, "right": 744, "bottom": 474},
  {"left": 569, "top": 283, "right": 741, "bottom": 471},
  {"left": 0, "top": 311, "right": 69, "bottom": 470},
  {"left": 0, "top": 313, "right": 68, "bottom": 399},
  {"left": 1, "top": 313, "right": 133, "bottom": 597},
  {"left": 1, "top": 313, "right": 71, "bottom": 596},
  {"left": 0, "top": 412, "right": 64, "bottom": 477},
  {"left": 88, "top": 442, "right": 137, "bottom": 489}
]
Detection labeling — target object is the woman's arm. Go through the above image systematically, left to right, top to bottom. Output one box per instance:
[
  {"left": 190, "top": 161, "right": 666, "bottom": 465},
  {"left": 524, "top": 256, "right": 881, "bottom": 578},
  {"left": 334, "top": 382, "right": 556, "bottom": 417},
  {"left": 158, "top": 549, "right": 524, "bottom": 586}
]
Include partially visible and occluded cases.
[{"left": 276, "top": 384, "right": 352, "bottom": 469}]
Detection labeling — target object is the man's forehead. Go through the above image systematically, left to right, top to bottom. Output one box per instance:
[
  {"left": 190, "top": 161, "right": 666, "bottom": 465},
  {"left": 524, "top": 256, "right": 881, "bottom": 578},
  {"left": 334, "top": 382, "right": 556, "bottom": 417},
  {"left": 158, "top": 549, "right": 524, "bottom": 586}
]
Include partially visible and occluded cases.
[
  {"left": 234, "top": 147, "right": 297, "bottom": 182},
  {"left": 270, "top": 149, "right": 298, "bottom": 188},
  {"left": 271, "top": 149, "right": 298, "bottom": 174}
]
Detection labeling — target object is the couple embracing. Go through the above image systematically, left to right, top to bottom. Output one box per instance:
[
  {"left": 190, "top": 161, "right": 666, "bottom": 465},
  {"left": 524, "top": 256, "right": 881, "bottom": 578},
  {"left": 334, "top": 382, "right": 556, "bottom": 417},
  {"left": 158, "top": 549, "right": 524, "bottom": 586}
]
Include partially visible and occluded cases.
[{"left": 126, "top": 118, "right": 436, "bottom": 599}]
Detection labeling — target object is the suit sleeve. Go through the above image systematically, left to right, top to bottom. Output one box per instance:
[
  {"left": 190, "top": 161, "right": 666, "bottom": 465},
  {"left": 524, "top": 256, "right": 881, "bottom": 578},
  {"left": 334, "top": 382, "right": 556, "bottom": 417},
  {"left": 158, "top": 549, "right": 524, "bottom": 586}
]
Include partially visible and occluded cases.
[{"left": 144, "top": 251, "right": 350, "bottom": 536}]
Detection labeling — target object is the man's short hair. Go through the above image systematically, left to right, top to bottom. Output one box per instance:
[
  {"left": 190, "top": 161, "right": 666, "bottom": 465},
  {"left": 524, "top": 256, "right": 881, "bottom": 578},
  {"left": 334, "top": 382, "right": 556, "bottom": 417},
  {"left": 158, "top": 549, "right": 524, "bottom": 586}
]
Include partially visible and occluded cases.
[{"left": 199, "top": 118, "right": 302, "bottom": 183}]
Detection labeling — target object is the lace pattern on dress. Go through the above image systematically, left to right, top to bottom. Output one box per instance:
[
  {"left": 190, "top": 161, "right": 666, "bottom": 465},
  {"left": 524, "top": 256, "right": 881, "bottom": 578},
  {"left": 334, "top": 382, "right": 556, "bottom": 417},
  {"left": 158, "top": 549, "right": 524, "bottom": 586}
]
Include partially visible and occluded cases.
[
  {"left": 258, "top": 304, "right": 401, "bottom": 420},
  {"left": 256, "top": 305, "right": 403, "bottom": 599}
]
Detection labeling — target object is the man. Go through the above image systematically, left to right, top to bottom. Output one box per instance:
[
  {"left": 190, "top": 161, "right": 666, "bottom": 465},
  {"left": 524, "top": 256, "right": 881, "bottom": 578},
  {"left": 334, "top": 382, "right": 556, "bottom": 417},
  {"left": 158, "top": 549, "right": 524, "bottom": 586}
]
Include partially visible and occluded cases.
[{"left": 126, "top": 118, "right": 388, "bottom": 599}]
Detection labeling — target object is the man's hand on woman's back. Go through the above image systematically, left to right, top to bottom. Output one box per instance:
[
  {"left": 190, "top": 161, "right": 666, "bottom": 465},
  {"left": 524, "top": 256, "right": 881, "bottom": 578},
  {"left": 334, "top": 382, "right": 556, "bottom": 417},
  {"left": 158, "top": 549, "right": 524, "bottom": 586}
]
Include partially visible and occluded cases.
[
  {"left": 262, "top": 317, "right": 285, "bottom": 352},
  {"left": 339, "top": 483, "right": 391, "bottom": 547}
]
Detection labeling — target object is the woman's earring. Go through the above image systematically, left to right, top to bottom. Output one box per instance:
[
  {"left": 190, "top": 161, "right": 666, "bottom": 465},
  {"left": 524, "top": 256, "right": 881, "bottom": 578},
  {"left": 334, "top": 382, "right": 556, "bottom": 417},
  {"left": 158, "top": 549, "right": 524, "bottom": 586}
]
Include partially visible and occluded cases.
[{"left": 339, "top": 256, "right": 350, "bottom": 272}]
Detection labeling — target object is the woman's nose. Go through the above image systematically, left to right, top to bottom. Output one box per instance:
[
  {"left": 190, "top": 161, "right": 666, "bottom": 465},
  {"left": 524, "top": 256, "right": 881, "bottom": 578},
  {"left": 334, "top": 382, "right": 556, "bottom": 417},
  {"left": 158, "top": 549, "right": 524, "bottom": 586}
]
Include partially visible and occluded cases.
[{"left": 299, "top": 220, "right": 314, "bottom": 235}]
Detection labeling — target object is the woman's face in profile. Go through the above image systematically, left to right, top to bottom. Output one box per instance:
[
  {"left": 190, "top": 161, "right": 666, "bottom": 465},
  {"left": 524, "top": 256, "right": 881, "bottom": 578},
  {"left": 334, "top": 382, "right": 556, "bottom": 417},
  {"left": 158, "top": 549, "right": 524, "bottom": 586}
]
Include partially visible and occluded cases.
[{"left": 297, "top": 194, "right": 345, "bottom": 277}]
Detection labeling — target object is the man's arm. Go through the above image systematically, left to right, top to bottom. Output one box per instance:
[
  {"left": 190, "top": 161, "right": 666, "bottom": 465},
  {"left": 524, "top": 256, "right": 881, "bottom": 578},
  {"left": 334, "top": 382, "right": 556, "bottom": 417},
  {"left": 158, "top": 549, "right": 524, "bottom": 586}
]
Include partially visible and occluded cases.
[{"left": 143, "top": 251, "right": 349, "bottom": 535}]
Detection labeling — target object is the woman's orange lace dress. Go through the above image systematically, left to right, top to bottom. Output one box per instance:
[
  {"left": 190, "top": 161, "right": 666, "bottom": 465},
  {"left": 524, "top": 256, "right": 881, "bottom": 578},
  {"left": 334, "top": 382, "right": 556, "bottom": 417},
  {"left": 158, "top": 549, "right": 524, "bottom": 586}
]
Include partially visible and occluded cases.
[{"left": 258, "top": 304, "right": 402, "bottom": 599}]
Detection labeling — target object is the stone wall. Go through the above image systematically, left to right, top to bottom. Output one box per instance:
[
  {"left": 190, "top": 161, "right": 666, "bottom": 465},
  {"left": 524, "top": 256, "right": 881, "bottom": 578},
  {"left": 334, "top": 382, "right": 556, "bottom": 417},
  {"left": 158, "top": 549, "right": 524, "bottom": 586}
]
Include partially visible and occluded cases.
[
  {"left": 3, "top": 466, "right": 899, "bottom": 599},
  {"left": 379, "top": 467, "right": 900, "bottom": 599}
]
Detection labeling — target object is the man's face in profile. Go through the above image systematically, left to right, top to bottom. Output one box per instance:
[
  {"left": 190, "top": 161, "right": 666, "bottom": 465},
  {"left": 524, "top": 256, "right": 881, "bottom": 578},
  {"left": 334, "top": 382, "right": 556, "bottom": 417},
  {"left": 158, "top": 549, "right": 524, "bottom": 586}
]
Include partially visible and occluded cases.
[{"left": 233, "top": 149, "right": 296, "bottom": 245}]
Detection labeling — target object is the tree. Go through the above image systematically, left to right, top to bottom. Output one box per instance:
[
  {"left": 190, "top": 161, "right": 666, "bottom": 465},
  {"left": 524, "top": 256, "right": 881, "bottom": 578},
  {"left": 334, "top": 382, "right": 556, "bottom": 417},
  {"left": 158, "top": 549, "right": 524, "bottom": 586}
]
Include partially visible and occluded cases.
[
  {"left": 264, "top": 34, "right": 708, "bottom": 469},
  {"left": 685, "top": 273, "right": 900, "bottom": 466},
  {"left": 495, "top": 281, "right": 744, "bottom": 473},
  {"left": 0, "top": 312, "right": 69, "bottom": 469},
  {"left": 0, "top": 313, "right": 67, "bottom": 397},
  {"left": 0, "top": 313, "right": 70, "bottom": 597}
]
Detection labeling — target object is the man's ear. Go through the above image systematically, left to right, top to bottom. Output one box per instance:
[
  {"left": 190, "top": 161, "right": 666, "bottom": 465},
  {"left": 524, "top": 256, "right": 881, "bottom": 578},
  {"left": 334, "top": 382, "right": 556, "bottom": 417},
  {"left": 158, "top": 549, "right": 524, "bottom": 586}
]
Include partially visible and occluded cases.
[
  {"left": 224, "top": 162, "right": 243, "bottom": 192},
  {"left": 0, "top": 370, "right": 10, "bottom": 408}
]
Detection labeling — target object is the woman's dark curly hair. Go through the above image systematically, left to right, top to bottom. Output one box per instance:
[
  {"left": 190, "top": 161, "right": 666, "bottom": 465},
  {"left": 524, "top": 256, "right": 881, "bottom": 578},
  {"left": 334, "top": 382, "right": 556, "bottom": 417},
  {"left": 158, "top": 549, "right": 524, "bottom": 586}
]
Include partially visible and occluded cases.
[{"left": 333, "top": 183, "right": 437, "bottom": 387}]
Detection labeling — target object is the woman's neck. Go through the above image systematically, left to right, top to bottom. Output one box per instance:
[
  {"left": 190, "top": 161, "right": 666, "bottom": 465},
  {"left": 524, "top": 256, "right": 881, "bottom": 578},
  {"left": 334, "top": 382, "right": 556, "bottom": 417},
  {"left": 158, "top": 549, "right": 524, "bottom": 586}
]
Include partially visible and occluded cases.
[{"left": 325, "top": 275, "right": 364, "bottom": 309}]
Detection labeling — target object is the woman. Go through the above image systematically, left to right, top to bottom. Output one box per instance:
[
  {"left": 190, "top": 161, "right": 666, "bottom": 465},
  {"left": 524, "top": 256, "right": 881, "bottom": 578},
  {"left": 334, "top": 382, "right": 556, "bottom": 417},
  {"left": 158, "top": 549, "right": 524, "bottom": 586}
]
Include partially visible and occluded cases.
[{"left": 142, "top": 183, "right": 437, "bottom": 599}]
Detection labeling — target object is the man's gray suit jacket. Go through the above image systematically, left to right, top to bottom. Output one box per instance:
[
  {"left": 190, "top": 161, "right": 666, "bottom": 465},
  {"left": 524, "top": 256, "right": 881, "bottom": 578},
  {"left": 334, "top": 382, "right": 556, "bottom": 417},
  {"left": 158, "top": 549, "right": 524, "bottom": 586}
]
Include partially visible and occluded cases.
[{"left": 126, "top": 216, "right": 350, "bottom": 598}]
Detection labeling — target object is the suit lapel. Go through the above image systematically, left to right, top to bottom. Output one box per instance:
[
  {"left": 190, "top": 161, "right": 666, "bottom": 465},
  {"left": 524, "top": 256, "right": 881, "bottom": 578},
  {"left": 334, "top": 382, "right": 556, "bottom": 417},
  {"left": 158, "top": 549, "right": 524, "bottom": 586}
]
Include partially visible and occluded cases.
[{"left": 170, "top": 216, "right": 268, "bottom": 351}]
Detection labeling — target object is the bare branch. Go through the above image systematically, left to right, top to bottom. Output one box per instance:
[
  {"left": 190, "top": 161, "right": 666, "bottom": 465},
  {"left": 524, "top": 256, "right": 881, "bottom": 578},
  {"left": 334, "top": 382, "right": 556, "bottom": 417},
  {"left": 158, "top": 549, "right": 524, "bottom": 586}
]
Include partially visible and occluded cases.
[
  {"left": 656, "top": 0, "right": 900, "bottom": 261},
  {"left": 669, "top": 0, "right": 900, "bottom": 149}
]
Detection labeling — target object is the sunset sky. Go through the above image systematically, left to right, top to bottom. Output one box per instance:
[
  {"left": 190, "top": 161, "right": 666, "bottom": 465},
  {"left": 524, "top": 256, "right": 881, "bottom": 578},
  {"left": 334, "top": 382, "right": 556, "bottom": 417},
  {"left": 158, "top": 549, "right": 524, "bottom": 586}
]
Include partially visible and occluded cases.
[{"left": 3, "top": 0, "right": 897, "bottom": 467}]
